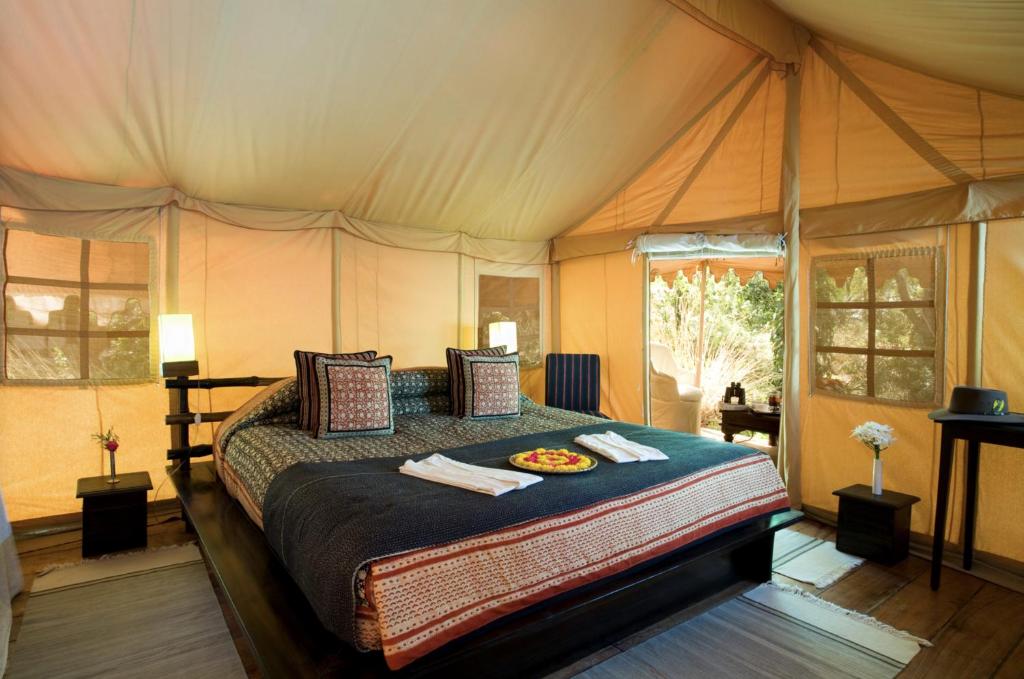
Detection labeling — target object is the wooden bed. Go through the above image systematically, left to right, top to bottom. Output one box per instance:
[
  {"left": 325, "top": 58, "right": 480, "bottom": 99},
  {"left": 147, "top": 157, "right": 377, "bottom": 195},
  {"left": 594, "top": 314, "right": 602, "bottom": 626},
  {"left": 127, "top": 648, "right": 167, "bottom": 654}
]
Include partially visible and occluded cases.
[{"left": 165, "top": 374, "right": 802, "bottom": 678}]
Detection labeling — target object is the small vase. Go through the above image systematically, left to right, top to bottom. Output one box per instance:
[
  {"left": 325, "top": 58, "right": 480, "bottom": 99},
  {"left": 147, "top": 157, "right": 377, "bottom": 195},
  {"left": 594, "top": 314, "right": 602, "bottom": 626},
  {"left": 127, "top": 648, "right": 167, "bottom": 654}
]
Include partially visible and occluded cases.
[
  {"left": 107, "top": 449, "right": 120, "bottom": 485},
  {"left": 872, "top": 457, "right": 883, "bottom": 495}
]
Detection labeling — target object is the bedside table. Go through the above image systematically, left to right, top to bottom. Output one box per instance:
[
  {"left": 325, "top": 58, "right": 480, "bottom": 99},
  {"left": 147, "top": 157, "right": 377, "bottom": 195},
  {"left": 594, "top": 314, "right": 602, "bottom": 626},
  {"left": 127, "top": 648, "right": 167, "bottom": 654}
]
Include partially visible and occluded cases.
[
  {"left": 76, "top": 471, "right": 152, "bottom": 558},
  {"left": 833, "top": 484, "right": 920, "bottom": 565}
]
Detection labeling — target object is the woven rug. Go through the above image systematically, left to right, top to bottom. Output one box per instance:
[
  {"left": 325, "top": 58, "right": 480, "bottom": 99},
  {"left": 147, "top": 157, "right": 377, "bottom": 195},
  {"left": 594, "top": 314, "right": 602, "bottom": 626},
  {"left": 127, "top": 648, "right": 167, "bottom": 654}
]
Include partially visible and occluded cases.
[
  {"left": 772, "top": 528, "right": 865, "bottom": 588},
  {"left": 6, "top": 544, "right": 245, "bottom": 679},
  {"left": 572, "top": 582, "right": 928, "bottom": 679}
]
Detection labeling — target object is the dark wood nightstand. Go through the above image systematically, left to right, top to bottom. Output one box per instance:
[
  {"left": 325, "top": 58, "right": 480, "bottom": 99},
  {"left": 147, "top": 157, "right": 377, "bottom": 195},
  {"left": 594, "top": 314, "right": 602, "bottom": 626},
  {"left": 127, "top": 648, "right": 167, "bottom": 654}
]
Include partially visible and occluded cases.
[
  {"left": 76, "top": 471, "right": 152, "bottom": 558},
  {"left": 833, "top": 484, "right": 920, "bottom": 565}
]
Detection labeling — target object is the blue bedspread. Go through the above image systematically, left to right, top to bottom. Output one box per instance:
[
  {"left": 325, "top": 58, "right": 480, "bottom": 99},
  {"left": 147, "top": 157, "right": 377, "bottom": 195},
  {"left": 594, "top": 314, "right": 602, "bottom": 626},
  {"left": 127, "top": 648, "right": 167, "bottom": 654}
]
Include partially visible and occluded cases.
[{"left": 262, "top": 420, "right": 778, "bottom": 648}]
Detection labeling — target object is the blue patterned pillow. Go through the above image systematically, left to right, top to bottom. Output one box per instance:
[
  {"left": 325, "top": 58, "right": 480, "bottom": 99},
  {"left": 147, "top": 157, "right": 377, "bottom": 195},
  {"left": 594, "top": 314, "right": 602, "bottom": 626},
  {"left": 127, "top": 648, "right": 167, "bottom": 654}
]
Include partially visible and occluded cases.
[
  {"left": 446, "top": 346, "right": 506, "bottom": 417},
  {"left": 295, "top": 349, "right": 376, "bottom": 431},
  {"left": 461, "top": 353, "right": 521, "bottom": 420},
  {"left": 312, "top": 356, "right": 394, "bottom": 438}
]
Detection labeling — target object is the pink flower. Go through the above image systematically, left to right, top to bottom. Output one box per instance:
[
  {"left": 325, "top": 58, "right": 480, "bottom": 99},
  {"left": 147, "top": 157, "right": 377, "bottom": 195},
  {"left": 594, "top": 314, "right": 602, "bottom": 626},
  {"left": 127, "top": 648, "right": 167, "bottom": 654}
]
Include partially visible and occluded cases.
[{"left": 105, "top": 440, "right": 119, "bottom": 453}]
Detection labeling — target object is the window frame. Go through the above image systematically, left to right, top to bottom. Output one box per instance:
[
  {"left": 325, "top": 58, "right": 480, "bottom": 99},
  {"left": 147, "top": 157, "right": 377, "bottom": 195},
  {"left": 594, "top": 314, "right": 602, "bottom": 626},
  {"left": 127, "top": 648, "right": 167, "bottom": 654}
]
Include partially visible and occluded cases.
[
  {"left": 0, "top": 226, "right": 158, "bottom": 385},
  {"left": 809, "top": 247, "right": 946, "bottom": 407},
  {"left": 473, "top": 261, "right": 548, "bottom": 370}
]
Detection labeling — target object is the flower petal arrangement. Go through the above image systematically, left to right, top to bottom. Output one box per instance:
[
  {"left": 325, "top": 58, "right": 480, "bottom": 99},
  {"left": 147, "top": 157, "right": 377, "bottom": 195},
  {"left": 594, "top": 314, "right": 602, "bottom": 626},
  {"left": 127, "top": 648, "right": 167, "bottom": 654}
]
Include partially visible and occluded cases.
[
  {"left": 851, "top": 421, "right": 896, "bottom": 457},
  {"left": 509, "top": 448, "right": 596, "bottom": 474}
]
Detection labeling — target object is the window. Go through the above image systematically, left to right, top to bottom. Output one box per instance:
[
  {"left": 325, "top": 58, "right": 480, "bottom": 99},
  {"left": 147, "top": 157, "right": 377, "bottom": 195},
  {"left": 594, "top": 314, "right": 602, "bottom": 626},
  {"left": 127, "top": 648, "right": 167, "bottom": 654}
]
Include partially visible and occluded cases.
[
  {"left": 2, "top": 229, "right": 152, "bottom": 382},
  {"left": 811, "top": 248, "right": 944, "bottom": 405},
  {"left": 477, "top": 274, "right": 542, "bottom": 368}
]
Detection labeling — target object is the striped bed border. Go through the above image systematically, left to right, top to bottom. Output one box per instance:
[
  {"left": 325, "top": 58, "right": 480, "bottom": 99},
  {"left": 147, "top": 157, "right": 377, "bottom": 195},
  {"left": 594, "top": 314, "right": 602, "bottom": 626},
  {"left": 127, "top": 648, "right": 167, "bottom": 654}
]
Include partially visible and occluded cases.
[{"left": 360, "top": 454, "right": 789, "bottom": 669}]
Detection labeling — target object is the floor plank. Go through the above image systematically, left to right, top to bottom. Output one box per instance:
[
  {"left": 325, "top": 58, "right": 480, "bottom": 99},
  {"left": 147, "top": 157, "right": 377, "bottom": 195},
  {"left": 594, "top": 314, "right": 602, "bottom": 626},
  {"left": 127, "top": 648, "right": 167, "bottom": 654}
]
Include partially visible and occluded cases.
[
  {"left": 788, "top": 521, "right": 836, "bottom": 542},
  {"left": 818, "top": 557, "right": 928, "bottom": 614},
  {"left": 870, "top": 565, "right": 985, "bottom": 641},
  {"left": 899, "top": 583, "right": 1024, "bottom": 678},
  {"left": 994, "top": 635, "right": 1024, "bottom": 679}
]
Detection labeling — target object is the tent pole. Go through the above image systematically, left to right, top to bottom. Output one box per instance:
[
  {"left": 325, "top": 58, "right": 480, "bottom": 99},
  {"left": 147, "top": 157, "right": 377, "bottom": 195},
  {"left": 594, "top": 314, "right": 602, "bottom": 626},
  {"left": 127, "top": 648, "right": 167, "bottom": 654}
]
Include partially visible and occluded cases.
[
  {"left": 779, "top": 62, "right": 802, "bottom": 505},
  {"left": 165, "top": 203, "right": 180, "bottom": 314},
  {"left": 966, "top": 221, "right": 987, "bottom": 386},
  {"left": 331, "top": 229, "right": 343, "bottom": 352},
  {"left": 642, "top": 256, "right": 651, "bottom": 426},
  {"left": 695, "top": 260, "right": 707, "bottom": 389},
  {"left": 551, "top": 262, "right": 561, "bottom": 354}
]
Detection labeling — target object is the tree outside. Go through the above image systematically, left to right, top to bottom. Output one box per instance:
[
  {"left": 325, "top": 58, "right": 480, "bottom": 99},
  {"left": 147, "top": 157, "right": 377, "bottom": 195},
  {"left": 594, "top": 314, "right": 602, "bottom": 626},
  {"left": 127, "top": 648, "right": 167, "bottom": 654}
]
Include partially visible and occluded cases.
[{"left": 649, "top": 267, "right": 783, "bottom": 429}]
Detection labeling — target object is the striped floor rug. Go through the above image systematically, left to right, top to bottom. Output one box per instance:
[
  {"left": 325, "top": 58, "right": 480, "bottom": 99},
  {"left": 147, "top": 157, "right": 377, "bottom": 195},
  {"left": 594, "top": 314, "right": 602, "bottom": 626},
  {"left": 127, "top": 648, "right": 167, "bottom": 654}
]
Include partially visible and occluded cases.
[
  {"left": 772, "top": 528, "right": 865, "bottom": 588},
  {"left": 6, "top": 544, "right": 245, "bottom": 679},
  {"left": 573, "top": 582, "right": 928, "bottom": 679}
]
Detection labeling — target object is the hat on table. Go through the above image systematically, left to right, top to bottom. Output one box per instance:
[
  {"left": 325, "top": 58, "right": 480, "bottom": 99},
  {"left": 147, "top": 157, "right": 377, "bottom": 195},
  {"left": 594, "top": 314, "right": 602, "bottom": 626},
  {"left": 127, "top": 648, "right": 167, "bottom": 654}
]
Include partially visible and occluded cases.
[{"left": 928, "top": 386, "right": 1024, "bottom": 424}]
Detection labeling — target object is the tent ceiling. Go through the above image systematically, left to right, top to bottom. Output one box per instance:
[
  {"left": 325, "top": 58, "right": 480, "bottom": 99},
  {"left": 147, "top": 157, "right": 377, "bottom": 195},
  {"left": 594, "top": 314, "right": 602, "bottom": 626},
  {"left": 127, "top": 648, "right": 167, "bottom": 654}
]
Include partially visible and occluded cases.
[
  {"left": 0, "top": 0, "right": 757, "bottom": 242},
  {"left": 1, "top": 0, "right": 1021, "bottom": 248},
  {"left": 770, "top": 0, "right": 1024, "bottom": 96}
]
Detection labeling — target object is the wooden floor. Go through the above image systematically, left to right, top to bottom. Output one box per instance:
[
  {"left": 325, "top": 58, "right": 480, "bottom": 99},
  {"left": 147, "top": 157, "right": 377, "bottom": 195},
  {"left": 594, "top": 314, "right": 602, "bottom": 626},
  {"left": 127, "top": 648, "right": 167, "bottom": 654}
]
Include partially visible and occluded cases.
[{"left": 8, "top": 515, "right": 1024, "bottom": 678}]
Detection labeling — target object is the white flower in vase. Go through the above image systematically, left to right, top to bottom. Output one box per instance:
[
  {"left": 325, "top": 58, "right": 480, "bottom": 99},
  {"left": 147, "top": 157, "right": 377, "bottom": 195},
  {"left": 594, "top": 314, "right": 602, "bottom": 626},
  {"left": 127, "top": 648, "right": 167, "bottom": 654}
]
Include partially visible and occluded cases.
[
  {"left": 851, "top": 421, "right": 896, "bottom": 496},
  {"left": 851, "top": 421, "right": 896, "bottom": 458}
]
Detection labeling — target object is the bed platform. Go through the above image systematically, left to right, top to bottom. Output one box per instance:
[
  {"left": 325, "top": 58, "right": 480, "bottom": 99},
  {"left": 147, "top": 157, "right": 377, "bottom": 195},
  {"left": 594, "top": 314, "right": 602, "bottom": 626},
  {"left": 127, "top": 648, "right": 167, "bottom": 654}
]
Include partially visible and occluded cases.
[{"left": 170, "top": 461, "right": 801, "bottom": 678}]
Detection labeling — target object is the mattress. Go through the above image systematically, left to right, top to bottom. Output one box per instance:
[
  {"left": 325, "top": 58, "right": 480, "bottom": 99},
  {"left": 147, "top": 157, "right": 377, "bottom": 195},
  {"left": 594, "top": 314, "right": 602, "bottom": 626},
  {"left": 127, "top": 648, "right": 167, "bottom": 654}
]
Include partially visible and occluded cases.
[{"left": 215, "top": 372, "right": 789, "bottom": 670}]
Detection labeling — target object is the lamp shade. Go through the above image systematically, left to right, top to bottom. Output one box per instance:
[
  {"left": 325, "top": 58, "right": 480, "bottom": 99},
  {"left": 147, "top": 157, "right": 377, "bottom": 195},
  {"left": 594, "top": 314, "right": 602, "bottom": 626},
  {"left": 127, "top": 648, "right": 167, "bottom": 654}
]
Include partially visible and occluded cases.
[
  {"left": 158, "top": 314, "right": 196, "bottom": 363},
  {"left": 488, "top": 321, "right": 517, "bottom": 354}
]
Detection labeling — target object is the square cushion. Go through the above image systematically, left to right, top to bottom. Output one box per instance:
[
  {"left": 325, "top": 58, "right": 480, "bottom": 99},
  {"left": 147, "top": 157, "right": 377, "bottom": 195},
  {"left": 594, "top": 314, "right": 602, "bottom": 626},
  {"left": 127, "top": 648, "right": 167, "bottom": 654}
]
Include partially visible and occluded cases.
[
  {"left": 446, "top": 346, "right": 505, "bottom": 417},
  {"left": 295, "top": 349, "right": 376, "bottom": 431},
  {"left": 461, "top": 353, "right": 521, "bottom": 420},
  {"left": 312, "top": 355, "right": 394, "bottom": 438}
]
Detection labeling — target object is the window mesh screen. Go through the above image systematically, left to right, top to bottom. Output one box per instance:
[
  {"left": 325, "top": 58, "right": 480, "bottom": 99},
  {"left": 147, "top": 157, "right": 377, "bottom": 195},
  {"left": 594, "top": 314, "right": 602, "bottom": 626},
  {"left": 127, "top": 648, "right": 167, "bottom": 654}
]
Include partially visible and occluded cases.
[
  {"left": 3, "top": 229, "right": 151, "bottom": 382},
  {"left": 811, "top": 248, "right": 943, "bottom": 405},
  {"left": 477, "top": 274, "right": 542, "bottom": 369}
]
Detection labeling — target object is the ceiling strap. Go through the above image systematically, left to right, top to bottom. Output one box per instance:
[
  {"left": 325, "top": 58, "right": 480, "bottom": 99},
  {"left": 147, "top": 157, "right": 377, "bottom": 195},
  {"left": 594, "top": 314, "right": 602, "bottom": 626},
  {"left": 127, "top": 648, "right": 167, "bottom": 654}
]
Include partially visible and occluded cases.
[
  {"left": 810, "top": 38, "right": 975, "bottom": 185},
  {"left": 559, "top": 56, "right": 765, "bottom": 239},
  {"left": 652, "top": 61, "right": 772, "bottom": 226}
]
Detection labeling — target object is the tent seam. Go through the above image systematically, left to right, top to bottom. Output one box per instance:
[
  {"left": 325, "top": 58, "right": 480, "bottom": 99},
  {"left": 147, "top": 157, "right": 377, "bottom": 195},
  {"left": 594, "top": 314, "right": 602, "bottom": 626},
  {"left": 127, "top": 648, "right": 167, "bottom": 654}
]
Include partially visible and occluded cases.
[
  {"left": 111, "top": 0, "right": 139, "bottom": 188},
  {"left": 474, "top": 7, "right": 676, "bottom": 233},
  {"left": 809, "top": 39, "right": 975, "bottom": 186},
  {"left": 555, "top": 55, "right": 765, "bottom": 239},
  {"left": 652, "top": 63, "right": 772, "bottom": 226},
  {"left": 976, "top": 90, "right": 987, "bottom": 181}
]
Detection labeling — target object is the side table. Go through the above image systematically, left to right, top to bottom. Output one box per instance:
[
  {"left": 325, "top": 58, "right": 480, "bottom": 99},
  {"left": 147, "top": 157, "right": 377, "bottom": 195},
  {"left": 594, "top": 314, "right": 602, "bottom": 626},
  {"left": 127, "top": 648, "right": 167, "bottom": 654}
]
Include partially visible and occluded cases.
[
  {"left": 720, "top": 409, "right": 780, "bottom": 446},
  {"left": 76, "top": 471, "right": 152, "bottom": 558},
  {"left": 833, "top": 484, "right": 920, "bottom": 565}
]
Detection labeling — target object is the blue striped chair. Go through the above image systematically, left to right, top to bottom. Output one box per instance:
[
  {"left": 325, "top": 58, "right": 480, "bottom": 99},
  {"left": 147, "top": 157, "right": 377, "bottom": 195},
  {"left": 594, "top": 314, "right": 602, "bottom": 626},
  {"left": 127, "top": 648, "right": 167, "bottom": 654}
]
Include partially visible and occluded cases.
[{"left": 544, "top": 353, "right": 609, "bottom": 418}]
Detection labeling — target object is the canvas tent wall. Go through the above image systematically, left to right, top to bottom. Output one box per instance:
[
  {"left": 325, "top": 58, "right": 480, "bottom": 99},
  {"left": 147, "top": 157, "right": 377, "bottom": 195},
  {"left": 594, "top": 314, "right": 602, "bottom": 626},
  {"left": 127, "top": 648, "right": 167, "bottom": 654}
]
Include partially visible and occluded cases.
[{"left": 1, "top": 0, "right": 1023, "bottom": 568}]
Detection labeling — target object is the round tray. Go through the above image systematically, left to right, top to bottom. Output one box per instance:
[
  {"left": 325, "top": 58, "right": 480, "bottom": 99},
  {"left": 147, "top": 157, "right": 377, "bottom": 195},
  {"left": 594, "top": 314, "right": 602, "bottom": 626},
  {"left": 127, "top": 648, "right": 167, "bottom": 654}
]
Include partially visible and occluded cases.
[{"left": 508, "top": 451, "right": 598, "bottom": 474}]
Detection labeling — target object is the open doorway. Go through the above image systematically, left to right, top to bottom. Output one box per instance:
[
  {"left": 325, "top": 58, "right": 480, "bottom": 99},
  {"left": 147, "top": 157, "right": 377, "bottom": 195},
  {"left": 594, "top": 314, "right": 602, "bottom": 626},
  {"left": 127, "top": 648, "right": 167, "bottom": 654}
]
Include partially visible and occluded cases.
[{"left": 647, "top": 256, "right": 784, "bottom": 446}]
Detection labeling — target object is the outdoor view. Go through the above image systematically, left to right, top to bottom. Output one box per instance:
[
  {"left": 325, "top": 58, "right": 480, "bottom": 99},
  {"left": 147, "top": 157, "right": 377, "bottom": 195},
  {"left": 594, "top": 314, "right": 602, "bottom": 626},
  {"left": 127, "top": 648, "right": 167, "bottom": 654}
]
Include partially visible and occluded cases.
[
  {"left": 813, "top": 252, "right": 939, "bottom": 403},
  {"left": 649, "top": 267, "right": 784, "bottom": 429}
]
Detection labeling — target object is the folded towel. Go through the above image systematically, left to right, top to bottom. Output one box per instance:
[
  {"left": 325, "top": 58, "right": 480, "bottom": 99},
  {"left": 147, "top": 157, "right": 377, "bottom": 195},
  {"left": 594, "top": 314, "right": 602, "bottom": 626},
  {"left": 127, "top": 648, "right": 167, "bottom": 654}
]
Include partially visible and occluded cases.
[
  {"left": 574, "top": 431, "right": 669, "bottom": 463},
  {"left": 400, "top": 454, "right": 542, "bottom": 496}
]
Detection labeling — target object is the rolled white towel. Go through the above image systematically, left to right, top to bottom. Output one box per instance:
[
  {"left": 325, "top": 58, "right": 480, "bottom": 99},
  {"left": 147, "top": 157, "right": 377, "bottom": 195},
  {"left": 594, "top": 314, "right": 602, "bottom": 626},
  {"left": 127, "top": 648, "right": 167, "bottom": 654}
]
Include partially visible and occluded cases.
[
  {"left": 602, "top": 431, "right": 668, "bottom": 461},
  {"left": 575, "top": 432, "right": 668, "bottom": 463},
  {"left": 575, "top": 433, "right": 641, "bottom": 463},
  {"left": 399, "top": 454, "right": 542, "bottom": 496},
  {"left": 428, "top": 454, "right": 542, "bottom": 489}
]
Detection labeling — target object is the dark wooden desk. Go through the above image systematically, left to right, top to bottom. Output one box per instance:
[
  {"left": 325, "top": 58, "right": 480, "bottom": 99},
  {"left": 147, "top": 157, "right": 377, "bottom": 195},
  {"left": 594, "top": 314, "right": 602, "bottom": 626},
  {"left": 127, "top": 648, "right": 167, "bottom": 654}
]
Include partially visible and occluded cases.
[
  {"left": 721, "top": 408, "right": 780, "bottom": 446},
  {"left": 931, "top": 419, "right": 1024, "bottom": 590}
]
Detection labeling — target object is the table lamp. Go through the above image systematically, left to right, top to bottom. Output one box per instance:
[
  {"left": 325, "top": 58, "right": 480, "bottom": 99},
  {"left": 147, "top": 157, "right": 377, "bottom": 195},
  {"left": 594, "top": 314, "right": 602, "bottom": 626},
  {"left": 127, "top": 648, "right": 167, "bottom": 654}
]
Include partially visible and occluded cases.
[
  {"left": 159, "top": 313, "right": 198, "bottom": 377},
  {"left": 488, "top": 321, "right": 517, "bottom": 354}
]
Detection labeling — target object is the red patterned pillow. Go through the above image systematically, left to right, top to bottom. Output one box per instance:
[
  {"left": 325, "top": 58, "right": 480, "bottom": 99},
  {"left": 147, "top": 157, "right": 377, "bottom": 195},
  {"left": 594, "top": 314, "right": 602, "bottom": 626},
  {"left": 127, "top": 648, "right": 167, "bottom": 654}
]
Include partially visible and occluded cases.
[
  {"left": 446, "top": 346, "right": 506, "bottom": 417},
  {"left": 294, "top": 349, "right": 376, "bottom": 431},
  {"left": 461, "top": 353, "right": 521, "bottom": 420},
  {"left": 311, "top": 355, "right": 394, "bottom": 438}
]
